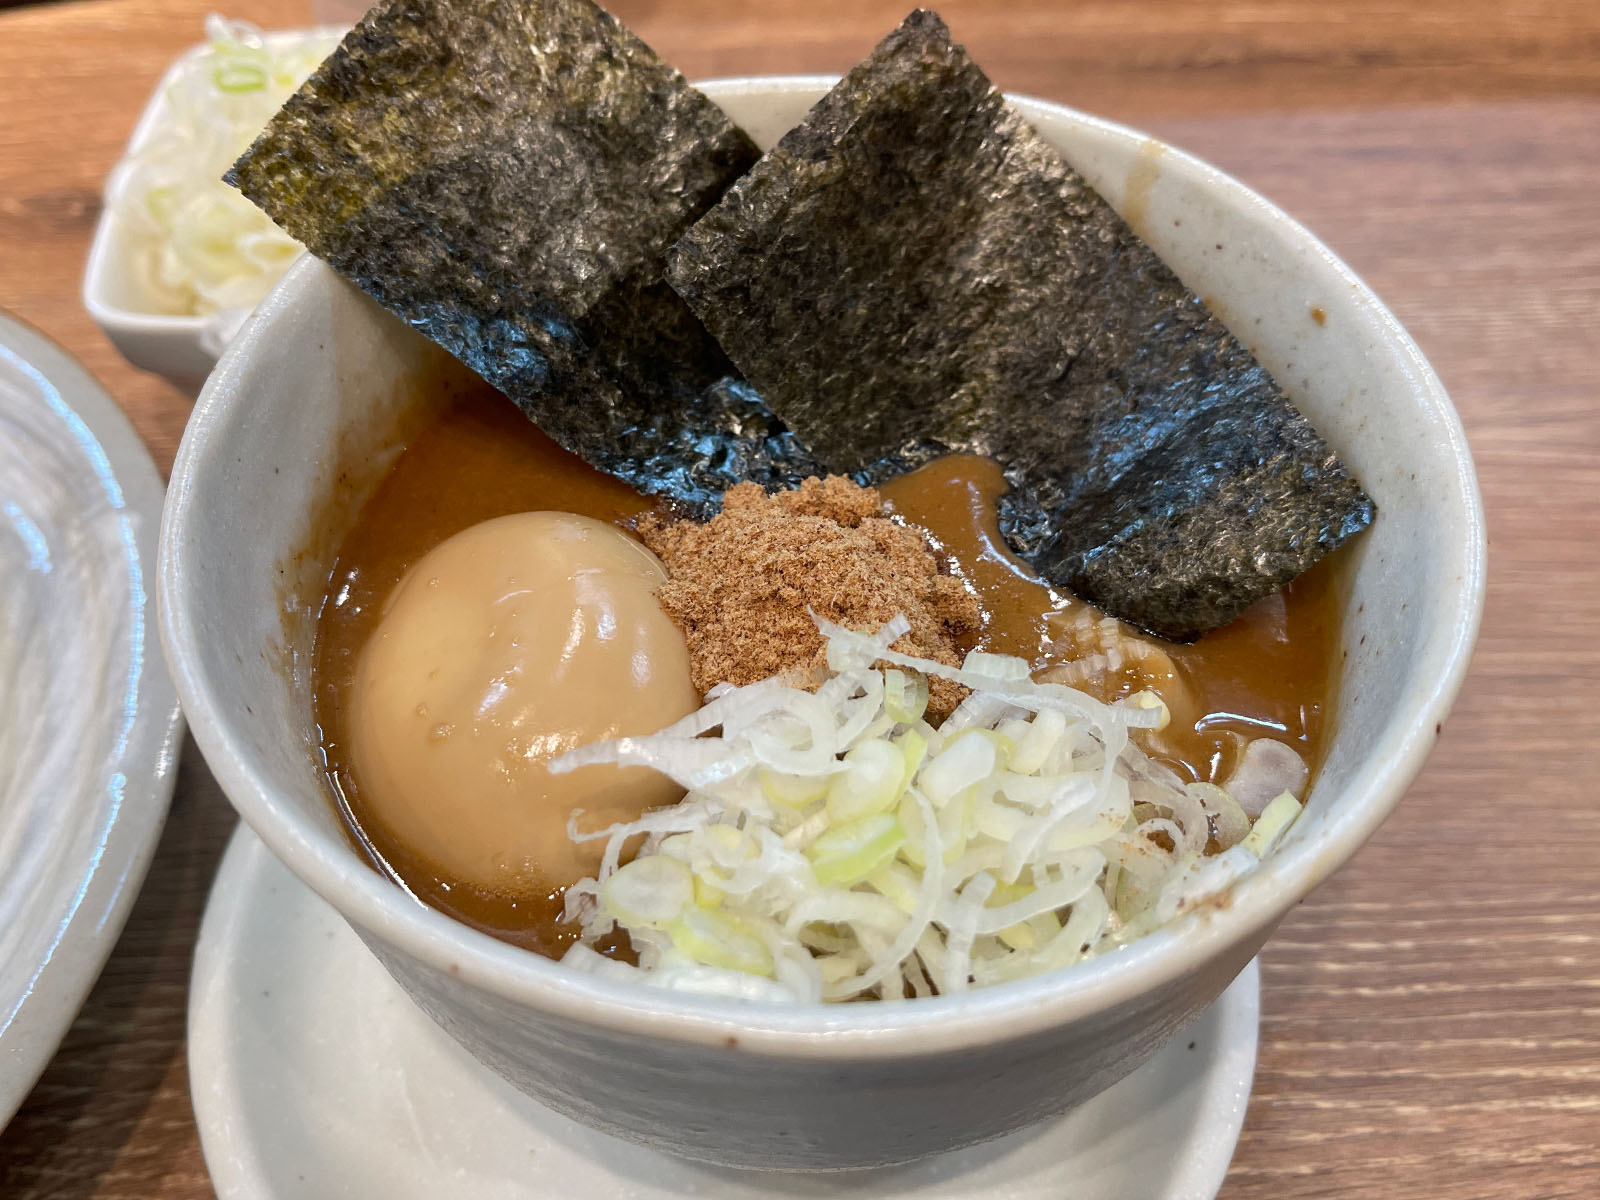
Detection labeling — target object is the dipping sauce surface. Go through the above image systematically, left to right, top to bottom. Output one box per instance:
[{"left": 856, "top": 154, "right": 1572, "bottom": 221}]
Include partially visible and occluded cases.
[
  {"left": 314, "top": 382, "right": 1340, "bottom": 957},
  {"left": 878, "top": 454, "right": 1339, "bottom": 783}
]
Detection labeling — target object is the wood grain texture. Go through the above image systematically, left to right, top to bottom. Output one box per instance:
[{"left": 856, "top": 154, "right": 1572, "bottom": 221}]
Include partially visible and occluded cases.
[{"left": 1, "top": 1, "right": 1596, "bottom": 1197}]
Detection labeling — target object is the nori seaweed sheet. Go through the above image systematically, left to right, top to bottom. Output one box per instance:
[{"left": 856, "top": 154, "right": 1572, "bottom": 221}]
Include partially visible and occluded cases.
[
  {"left": 227, "top": 0, "right": 822, "bottom": 512},
  {"left": 665, "top": 9, "right": 1374, "bottom": 639}
]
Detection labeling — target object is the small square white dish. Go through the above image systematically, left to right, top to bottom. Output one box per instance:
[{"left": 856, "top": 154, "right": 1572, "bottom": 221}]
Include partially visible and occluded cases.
[{"left": 81, "top": 28, "right": 338, "bottom": 396}]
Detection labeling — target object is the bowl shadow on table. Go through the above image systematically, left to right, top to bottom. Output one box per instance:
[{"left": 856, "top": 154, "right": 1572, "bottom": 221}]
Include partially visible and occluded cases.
[{"left": 0, "top": 736, "right": 235, "bottom": 1198}]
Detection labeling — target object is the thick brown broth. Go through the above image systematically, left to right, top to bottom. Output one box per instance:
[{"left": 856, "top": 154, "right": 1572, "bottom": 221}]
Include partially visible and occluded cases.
[
  {"left": 314, "top": 384, "right": 1341, "bottom": 956},
  {"left": 313, "top": 388, "right": 652, "bottom": 956},
  {"left": 878, "top": 455, "right": 1340, "bottom": 783}
]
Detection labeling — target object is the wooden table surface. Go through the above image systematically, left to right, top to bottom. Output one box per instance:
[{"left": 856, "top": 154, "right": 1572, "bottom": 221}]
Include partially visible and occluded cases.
[{"left": 1, "top": 0, "right": 1596, "bottom": 1195}]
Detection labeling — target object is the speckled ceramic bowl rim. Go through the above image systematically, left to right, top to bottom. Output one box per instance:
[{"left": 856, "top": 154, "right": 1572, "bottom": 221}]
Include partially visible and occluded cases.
[{"left": 160, "top": 80, "right": 1485, "bottom": 1060}]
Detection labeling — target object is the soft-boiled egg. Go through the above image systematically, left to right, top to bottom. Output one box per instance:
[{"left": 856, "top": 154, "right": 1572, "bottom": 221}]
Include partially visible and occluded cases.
[{"left": 349, "top": 512, "right": 698, "bottom": 894}]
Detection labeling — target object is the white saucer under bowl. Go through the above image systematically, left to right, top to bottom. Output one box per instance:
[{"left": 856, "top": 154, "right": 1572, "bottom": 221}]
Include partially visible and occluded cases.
[
  {"left": 0, "top": 312, "right": 182, "bottom": 1128},
  {"left": 189, "top": 828, "right": 1260, "bottom": 1200}
]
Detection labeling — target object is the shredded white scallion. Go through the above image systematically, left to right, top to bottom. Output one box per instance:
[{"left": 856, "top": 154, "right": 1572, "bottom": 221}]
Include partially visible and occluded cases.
[
  {"left": 106, "top": 18, "right": 342, "bottom": 322},
  {"left": 554, "top": 616, "right": 1303, "bottom": 1002}
]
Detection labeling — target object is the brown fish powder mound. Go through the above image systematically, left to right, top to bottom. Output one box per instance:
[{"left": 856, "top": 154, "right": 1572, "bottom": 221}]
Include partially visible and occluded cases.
[{"left": 638, "top": 477, "right": 980, "bottom": 721}]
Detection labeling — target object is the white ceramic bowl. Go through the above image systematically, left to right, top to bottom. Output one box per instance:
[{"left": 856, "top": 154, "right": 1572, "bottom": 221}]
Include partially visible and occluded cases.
[
  {"left": 159, "top": 80, "right": 1484, "bottom": 1171},
  {"left": 0, "top": 313, "right": 183, "bottom": 1128}
]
